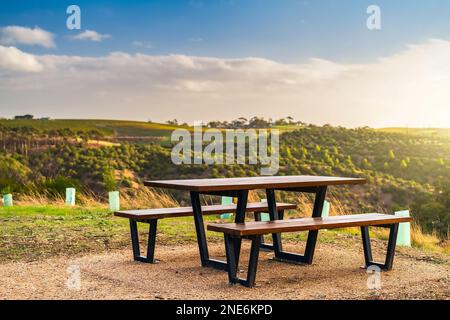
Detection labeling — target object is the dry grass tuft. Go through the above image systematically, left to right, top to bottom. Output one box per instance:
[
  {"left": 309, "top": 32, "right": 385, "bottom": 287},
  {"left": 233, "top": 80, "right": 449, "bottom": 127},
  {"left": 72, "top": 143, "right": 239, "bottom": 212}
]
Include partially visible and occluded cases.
[
  {"left": 15, "top": 188, "right": 179, "bottom": 209},
  {"left": 119, "top": 188, "right": 179, "bottom": 209},
  {"left": 16, "top": 191, "right": 65, "bottom": 206},
  {"left": 411, "top": 224, "right": 450, "bottom": 254}
]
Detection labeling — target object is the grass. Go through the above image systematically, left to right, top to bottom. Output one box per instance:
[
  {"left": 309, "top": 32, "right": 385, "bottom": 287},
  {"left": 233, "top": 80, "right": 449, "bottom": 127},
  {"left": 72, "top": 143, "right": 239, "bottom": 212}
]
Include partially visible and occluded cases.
[
  {"left": 1, "top": 203, "right": 448, "bottom": 263},
  {"left": 0, "top": 205, "right": 218, "bottom": 262}
]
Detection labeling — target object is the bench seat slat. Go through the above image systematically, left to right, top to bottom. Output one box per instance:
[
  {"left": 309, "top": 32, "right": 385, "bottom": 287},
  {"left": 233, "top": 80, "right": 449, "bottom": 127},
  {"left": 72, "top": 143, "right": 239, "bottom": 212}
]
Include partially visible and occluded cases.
[
  {"left": 114, "top": 202, "right": 296, "bottom": 220},
  {"left": 207, "top": 213, "right": 413, "bottom": 236}
]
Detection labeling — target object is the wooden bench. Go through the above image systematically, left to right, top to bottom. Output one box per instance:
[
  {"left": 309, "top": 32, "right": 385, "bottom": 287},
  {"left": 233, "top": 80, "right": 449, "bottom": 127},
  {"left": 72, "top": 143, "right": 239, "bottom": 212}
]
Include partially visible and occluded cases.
[
  {"left": 114, "top": 202, "right": 296, "bottom": 263},
  {"left": 207, "top": 213, "right": 413, "bottom": 287}
]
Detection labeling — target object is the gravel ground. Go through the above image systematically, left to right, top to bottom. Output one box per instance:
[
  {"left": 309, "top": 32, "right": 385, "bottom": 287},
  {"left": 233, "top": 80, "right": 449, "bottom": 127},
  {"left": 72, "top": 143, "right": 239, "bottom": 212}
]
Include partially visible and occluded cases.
[{"left": 1, "top": 238, "right": 448, "bottom": 300}]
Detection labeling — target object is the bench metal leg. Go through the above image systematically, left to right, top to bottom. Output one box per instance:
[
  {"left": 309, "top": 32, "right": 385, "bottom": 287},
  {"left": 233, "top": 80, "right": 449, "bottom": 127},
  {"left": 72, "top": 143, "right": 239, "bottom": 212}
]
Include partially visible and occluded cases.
[
  {"left": 267, "top": 186, "right": 327, "bottom": 265},
  {"left": 129, "top": 219, "right": 158, "bottom": 263},
  {"left": 361, "top": 224, "right": 399, "bottom": 270},
  {"left": 224, "top": 234, "right": 261, "bottom": 287}
]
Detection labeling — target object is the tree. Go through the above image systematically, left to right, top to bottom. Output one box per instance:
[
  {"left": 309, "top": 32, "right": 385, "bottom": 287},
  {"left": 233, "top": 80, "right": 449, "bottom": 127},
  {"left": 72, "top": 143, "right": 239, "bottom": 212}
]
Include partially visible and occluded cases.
[
  {"left": 14, "top": 114, "right": 34, "bottom": 120},
  {"left": 166, "top": 119, "right": 178, "bottom": 125},
  {"left": 389, "top": 149, "right": 395, "bottom": 160},
  {"left": 412, "top": 181, "right": 449, "bottom": 238}
]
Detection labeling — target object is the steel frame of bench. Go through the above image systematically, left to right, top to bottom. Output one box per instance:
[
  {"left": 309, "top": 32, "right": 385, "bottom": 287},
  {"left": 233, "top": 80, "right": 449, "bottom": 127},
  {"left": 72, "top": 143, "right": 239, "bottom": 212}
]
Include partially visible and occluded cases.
[
  {"left": 189, "top": 185, "right": 328, "bottom": 271},
  {"left": 216, "top": 185, "right": 328, "bottom": 287},
  {"left": 266, "top": 186, "right": 327, "bottom": 265},
  {"left": 125, "top": 199, "right": 289, "bottom": 265},
  {"left": 129, "top": 219, "right": 158, "bottom": 263},
  {"left": 222, "top": 221, "right": 401, "bottom": 287},
  {"left": 361, "top": 224, "right": 399, "bottom": 270},
  {"left": 224, "top": 234, "right": 261, "bottom": 287}
]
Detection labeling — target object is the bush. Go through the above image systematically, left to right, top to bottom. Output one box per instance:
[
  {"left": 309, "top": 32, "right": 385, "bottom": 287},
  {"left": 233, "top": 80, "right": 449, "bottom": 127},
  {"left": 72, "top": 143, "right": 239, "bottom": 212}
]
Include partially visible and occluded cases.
[{"left": 43, "top": 176, "right": 81, "bottom": 198}]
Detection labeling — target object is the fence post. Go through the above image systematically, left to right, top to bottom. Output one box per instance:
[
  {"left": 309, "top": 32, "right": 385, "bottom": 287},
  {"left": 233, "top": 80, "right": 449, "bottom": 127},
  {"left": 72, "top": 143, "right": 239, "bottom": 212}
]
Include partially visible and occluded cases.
[
  {"left": 65, "top": 188, "right": 76, "bottom": 206},
  {"left": 108, "top": 191, "right": 120, "bottom": 211},
  {"left": 3, "top": 193, "right": 13, "bottom": 207},
  {"left": 220, "top": 196, "right": 233, "bottom": 219},
  {"left": 260, "top": 198, "right": 270, "bottom": 221},
  {"left": 322, "top": 200, "right": 330, "bottom": 217},
  {"left": 395, "top": 210, "right": 411, "bottom": 247}
]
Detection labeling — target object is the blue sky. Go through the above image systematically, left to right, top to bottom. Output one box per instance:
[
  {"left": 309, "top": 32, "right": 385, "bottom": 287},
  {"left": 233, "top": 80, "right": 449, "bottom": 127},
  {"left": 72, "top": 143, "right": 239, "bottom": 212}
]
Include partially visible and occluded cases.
[
  {"left": 1, "top": 0, "right": 449, "bottom": 62},
  {"left": 0, "top": 1, "right": 449, "bottom": 127}
]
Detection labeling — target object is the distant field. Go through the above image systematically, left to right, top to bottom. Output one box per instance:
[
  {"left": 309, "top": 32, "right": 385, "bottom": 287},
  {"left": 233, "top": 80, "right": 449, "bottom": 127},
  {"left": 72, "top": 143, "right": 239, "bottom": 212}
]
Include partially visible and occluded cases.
[
  {"left": 0, "top": 119, "right": 185, "bottom": 138},
  {"left": 0, "top": 119, "right": 300, "bottom": 144},
  {"left": 1, "top": 119, "right": 448, "bottom": 140},
  {"left": 377, "top": 127, "right": 450, "bottom": 138}
]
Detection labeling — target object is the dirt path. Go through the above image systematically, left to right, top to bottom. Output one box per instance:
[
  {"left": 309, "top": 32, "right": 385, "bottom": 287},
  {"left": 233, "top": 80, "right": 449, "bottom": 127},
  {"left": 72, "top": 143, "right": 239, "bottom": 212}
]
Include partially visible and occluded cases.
[{"left": 1, "top": 239, "right": 448, "bottom": 300}]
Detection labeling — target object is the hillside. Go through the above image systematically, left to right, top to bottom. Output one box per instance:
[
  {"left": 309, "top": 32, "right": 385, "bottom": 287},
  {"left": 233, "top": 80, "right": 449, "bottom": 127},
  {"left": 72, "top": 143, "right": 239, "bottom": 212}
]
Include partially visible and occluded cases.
[{"left": 0, "top": 119, "right": 448, "bottom": 239}]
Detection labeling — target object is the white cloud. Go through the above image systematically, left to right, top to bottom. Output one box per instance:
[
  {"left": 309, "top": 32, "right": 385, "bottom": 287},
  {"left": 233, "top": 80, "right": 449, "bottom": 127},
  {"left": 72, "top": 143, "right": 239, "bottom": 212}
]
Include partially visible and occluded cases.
[
  {"left": 0, "top": 26, "right": 55, "bottom": 48},
  {"left": 71, "top": 30, "right": 111, "bottom": 42},
  {"left": 0, "top": 39, "right": 449, "bottom": 127},
  {"left": 0, "top": 45, "right": 43, "bottom": 72}
]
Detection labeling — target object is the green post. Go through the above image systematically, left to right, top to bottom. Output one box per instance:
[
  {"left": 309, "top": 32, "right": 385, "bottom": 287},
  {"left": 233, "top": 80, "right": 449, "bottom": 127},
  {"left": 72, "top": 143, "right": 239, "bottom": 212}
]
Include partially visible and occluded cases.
[
  {"left": 65, "top": 187, "right": 76, "bottom": 206},
  {"left": 109, "top": 191, "right": 120, "bottom": 211},
  {"left": 3, "top": 194, "right": 13, "bottom": 207},
  {"left": 220, "top": 196, "right": 233, "bottom": 219},
  {"left": 260, "top": 198, "right": 270, "bottom": 221},
  {"left": 322, "top": 200, "right": 330, "bottom": 217},
  {"left": 395, "top": 210, "right": 411, "bottom": 247}
]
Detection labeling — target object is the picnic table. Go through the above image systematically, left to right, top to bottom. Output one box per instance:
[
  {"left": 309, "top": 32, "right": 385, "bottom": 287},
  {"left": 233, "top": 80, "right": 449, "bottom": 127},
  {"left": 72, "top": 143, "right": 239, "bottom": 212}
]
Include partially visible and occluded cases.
[{"left": 144, "top": 175, "right": 366, "bottom": 270}]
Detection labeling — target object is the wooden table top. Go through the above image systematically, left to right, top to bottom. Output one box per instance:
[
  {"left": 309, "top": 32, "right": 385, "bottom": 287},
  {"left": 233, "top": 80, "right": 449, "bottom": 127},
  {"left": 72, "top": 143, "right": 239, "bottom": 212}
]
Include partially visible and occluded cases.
[{"left": 144, "top": 175, "right": 366, "bottom": 192}]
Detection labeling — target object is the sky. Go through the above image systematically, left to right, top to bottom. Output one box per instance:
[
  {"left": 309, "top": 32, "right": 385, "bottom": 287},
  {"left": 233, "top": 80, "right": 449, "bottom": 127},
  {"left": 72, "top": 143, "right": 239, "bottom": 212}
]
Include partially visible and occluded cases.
[{"left": 0, "top": 0, "right": 449, "bottom": 127}]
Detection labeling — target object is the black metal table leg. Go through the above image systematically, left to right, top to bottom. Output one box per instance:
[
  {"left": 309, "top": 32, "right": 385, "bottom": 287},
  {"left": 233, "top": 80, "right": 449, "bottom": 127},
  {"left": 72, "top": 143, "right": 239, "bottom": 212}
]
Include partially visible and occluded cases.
[
  {"left": 303, "top": 186, "right": 327, "bottom": 264},
  {"left": 266, "top": 189, "right": 283, "bottom": 254},
  {"left": 190, "top": 190, "right": 248, "bottom": 271},
  {"left": 233, "top": 190, "right": 248, "bottom": 267},
  {"left": 190, "top": 191, "right": 211, "bottom": 268},
  {"left": 384, "top": 224, "right": 399, "bottom": 270},
  {"left": 361, "top": 226, "right": 373, "bottom": 266},
  {"left": 224, "top": 234, "right": 238, "bottom": 284},
  {"left": 244, "top": 235, "right": 261, "bottom": 287}
]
